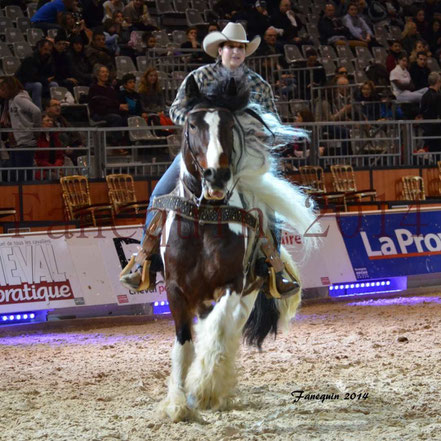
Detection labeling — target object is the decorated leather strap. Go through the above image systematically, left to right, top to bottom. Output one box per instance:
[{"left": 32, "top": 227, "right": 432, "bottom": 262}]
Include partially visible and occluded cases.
[{"left": 151, "top": 195, "right": 259, "bottom": 231}]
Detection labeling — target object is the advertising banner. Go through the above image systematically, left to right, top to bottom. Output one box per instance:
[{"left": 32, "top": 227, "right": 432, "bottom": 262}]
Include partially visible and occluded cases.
[{"left": 337, "top": 208, "right": 441, "bottom": 279}]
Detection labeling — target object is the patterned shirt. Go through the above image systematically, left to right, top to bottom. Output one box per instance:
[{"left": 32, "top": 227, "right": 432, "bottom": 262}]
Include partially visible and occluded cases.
[{"left": 169, "top": 61, "right": 278, "bottom": 125}]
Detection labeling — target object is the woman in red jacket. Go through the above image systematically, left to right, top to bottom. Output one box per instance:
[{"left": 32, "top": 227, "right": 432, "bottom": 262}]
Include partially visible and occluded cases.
[{"left": 35, "top": 113, "right": 65, "bottom": 180}]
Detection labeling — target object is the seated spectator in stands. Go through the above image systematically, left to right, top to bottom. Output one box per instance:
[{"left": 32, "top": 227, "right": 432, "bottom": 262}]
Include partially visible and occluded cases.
[
  {"left": 31, "top": 0, "right": 76, "bottom": 33},
  {"left": 80, "top": 0, "right": 105, "bottom": 29},
  {"left": 103, "top": 0, "right": 124, "bottom": 22},
  {"left": 123, "top": 0, "right": 157, "bottom": 31},
  {"left": 213, "top": 0, "right": 239, "bottom": 19},
  {"left": 270, "top": 0, "right": 309, "bottom": 45},
  {"left": 332, "top": 0, "right": 349, "bottom": 17},
  {"left": 364, "top": 0, "right": 388, "bottom": 26},
  {"left": 385, "top": 0, "right": 404, "bottom": 28},
  {"left": 232, "top": 1, "right": 271, "bottom": 39},
  {"left": 318, "top": 3, "right": 352, "bottom": 45},
  {"left": 342, "top": 3, "right": 375, "bottom": 46},
  {"left": 414, "top": 8, "right": 430, "bottom": 37},
  {"left": 60, "top": 12, "right": 90, "bottom": 46},
  {"left": 103, "top": 19, "right": 120, "bottom": 55},
  {"left": 425, "top": 19, "right": 441, "bottom": 54},
  {"left": 401, "top": 21, "right": 420, "bottom": 55},
  {"left": 257, "top": 26, "right": 286, "bottom": 67},
  {"left": 180, "top": 27, "right": 208, "bottom": 63},
  {"left": 53, "top": 31, "right": 78, "bottom": 92},
  {"left": 85, "top": 31, "right": 116, "bottom": 77},
  {"left": 66, "top": 35, "right": 93, "bottom": 86},
  {"left": 16, "top": 39, "right": 58, "bottom": 110},
  {"left": 409, "top": 39, "right": 430, "bottom": 63},
  {"left": 386, "top": 40, "right": 402, "bottom": 72},
  {"left": 295, "top": 49, "right": 327, "bottom": 100},
  {"left": 410, "top": 51, "right": 430, "bottom": 90},
  {"left": 390, "top": 52, "right": 428, "bottom": 103},
  {"left": 88, "top": 64, "right": 126, "bottom": 147},
  {"left": 138, "top": 67, "right": 165, "bottom": 113},
  {"left": 420, "top": 71, "right": 441, "bottom": 152},
  {"left": 119, "top": 73, "right": 147, "bottom": 119},
  {"left": 315, "top": 75, "right": 355, "bottom": 155},
  {"left": 0, "top": 76, "right": 41, "bottom": 181},
  {"left": 353, "top": 80, "right": 382, "bottom": 120},
  {"left": 43, "top": 98, "right": 85, "bottom": 164},
  {"left": 35, "top": 113, "right": 66, "bottom": 180}
]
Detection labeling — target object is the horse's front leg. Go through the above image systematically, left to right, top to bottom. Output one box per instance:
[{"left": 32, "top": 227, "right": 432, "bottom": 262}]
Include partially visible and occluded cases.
[
  {"left": 158, "top": 283, "right": 197, "bottom": 422},
  {"left": 185, "top": 287, "right": 243, "bottom": 411}
]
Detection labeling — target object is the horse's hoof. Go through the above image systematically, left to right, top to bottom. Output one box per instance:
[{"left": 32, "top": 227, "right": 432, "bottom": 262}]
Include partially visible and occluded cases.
[{"left": 157, "top": 397, "right": 204, "bottom": 423}]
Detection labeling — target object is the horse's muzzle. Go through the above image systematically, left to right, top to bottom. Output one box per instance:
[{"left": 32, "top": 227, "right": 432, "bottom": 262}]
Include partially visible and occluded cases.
[{"left": 203, "top": 167, "right": 231, "bottom": 200}]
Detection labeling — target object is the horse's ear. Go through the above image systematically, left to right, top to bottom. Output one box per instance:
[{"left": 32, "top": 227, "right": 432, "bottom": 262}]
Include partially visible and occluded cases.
[
  {"left": 185, "top": 74, "right": 201, "bottom": 99},
  {"left": 227, "top": 77, "right": 237, "bottom": 96}
]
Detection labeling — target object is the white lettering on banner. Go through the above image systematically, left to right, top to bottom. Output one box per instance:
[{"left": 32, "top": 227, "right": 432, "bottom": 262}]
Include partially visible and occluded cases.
[
  {"left": 361, "top": 228, "right": 441, "bottom": 258},
  {"left": 0, "top": 244, "right": 65, "bottom": 285},
  {"left": 0, "top": 281, "right": 74, "bottom": 305}
]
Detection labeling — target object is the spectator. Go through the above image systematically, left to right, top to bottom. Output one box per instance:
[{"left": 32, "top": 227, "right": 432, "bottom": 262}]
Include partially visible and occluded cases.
[
  {"left": 31, "top": 0, "right": 76, "bottom": 33},
  {"left": 80, "top": 0, "right": 105, "bottom": 29},
  {"left": 103, "top": 0, "right": 124, "bottom": 22},
  {"left": 123, "top": 0, "right": 157, "bottom": 31},
  {"left": 213, "top": 0, "right": 238, "bottom": 19},
  {"left": 270, "top": 0, "right": 307, "bottom": 44},
  {"left": 366, "top": 0, "right": 388, "bottom": 25},
  {"left": 233, "top": 1, "right": 271, "bottom": 38},
  {"left": 318, "top": 3, "right": 351, "bottom": 45},
  {"left": 342, "top": 3, "right": 374, "bottom": 46},
  {"left": 414, "top": 8, "right": 430, "bottom": 37},
  {"left": 112, "top": 11, "right": 131, "bottom": 47},
  {"left": 60, "top": 12, "right": 90, "bottom": 45},
  {"left": 103, "top": 19, "right": 120, "bottom": 55},
  {"left": 425, "top": 19, "right": 441, "bottom": 54},
  {"left": 401, "top": 21, "right": 420, "bottom": 55},
  {"left": 256, "top": 26, "right": 286, "bottom": 67},
  {"left": 180, "top": 27, "right": 207, "bottom": 63},
  {"left": 53, "top": 30, "right": 78, "bottom": 92},
  {"left": 85, "top": 31, "right": 116, "bottom": 77},
  {"left": 66, "top": 35, "right": 93, "bottom": 86},
  {"left": 15, "top": 39, "right": 58, "bottom": 109},
  {"left": 409, "top": 39, "right": 429, "bottom": 63},
  {"left": 386, "top": 40, "right": 403, "bottom": 72},
  {"left": 295, "top": 48, "right": 326, "bottom": 100},
  {"left": 410, "top": 51, "right": 430, "bottom": 90},
  {"left": 390, "top": 52, "right": 427, "bottom": 103},
  {"left": 88, "top": 64, "right": 126, "bottom": 148},
  {"left": 138, "top": 67, "right": 166, "bottom": 114},
  {"left": 420, "top": 71, "right": 441, "bottom": 151},
  {"left": 119, "top": 73, "right": 147, "bottom": 118},
  {"left": 0, "top": 76, "right": 41, "bottom": 180},
  {"left": 353, "top": 80, "right": 382, "bottom": 120},
  {"left": 43, "top": 98, "right": 85, "bottom": 163},
  {"left": 35, "top": 113, "right": 65, "bottom": 180}
]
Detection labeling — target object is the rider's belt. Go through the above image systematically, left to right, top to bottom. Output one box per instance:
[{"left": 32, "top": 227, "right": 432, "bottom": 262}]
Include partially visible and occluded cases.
[{"left": 151, "top": 195, "right": 259, "bottom": 231}]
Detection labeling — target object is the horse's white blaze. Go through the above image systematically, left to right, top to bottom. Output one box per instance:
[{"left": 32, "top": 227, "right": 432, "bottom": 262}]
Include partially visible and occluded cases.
[
  {"left": 204, "top": 111, "right": 222, "bottom": 169},
  {"left": 185, "top": 289, "right": 242, "bottom": 410}
]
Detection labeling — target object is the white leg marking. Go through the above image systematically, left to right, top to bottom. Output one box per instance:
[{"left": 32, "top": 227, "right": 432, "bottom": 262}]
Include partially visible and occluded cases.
[
  {"left": 204, "top": 112, "right": 222, "bottom": 169},
  {"left": 186, "top": 289, "right": 242, "bottom": 410}
]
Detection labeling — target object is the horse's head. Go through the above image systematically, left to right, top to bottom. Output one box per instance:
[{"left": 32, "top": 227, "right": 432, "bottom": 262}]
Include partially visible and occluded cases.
[{"left": 182, "top": 73, "right": 249, "bottom": 201}]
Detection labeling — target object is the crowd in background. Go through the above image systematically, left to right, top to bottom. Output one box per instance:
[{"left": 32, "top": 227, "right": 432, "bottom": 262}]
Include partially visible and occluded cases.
[{"left": 1, "top": 0, "right": 441, "bottom": 178}]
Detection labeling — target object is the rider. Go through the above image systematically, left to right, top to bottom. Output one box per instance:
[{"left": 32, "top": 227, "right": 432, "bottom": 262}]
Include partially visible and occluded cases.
[{"left": 120, "top": 22, "right": 300, "bottom": 299}]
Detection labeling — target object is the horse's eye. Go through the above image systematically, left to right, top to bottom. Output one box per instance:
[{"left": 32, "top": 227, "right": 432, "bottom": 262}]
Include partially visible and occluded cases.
[{"left": 189, "top": 123, "right": 196, "bottom": 130}]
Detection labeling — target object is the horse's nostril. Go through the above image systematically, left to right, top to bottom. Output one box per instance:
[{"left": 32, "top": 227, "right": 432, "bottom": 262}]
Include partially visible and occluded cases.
[
  {"left": 203, "top": 168, "right": 215, "bottom": 180},
  {"left": 221, "top": 168, "right": 231, "bottom": 182}
]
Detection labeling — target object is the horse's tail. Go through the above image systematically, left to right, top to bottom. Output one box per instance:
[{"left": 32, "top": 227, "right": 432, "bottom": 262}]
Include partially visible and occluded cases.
[{"left": 243, "top": 247, "right": 302, "bottom": 349}]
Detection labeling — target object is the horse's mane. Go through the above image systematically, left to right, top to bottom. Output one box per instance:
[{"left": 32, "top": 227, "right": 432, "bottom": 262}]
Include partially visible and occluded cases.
[{"left": 184, "top": 68, "right": 250, "bottom": 113}]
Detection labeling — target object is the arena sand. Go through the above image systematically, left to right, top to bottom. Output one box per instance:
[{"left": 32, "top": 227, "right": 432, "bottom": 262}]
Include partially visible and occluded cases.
[{"left": 1, "top": 293, "right": 440, "bottom": 441}]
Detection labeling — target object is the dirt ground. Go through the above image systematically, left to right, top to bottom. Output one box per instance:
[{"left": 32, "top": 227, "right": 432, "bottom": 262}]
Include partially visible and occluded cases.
[{"left": 1, "top": 293, "right": 440, "bottom": 441}]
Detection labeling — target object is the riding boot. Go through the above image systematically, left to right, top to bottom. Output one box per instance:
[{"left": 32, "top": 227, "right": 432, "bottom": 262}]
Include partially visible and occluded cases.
[
  {"left": 119, "top": 210, "right": 164, "bottom": 291},
  {"left": 259, "top": 236, "right": 300, "bottom": 299}
]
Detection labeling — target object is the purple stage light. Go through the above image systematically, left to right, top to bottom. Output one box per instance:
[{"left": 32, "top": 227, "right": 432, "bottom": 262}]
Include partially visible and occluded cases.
[{"left": 328, "top": 277, "right": 407, "bottom": 298}]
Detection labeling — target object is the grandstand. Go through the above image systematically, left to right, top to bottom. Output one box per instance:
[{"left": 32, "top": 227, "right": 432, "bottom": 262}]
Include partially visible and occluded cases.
[{"left": 1, "top": 0, "right": 441, "bottom": 232}]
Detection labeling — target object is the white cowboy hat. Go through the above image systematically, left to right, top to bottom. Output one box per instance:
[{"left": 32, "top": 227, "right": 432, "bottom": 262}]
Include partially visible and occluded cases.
[{"left": 203, "top": 22, "right": 261, "bottom": 58}]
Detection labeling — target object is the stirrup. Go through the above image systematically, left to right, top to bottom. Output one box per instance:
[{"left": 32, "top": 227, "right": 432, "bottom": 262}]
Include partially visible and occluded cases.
[
  {"left": 119, "top": 255, "right": 155, "bottom": 291},
  {"left": 267, "top": 266, "right": 300, "bottom": 299}
]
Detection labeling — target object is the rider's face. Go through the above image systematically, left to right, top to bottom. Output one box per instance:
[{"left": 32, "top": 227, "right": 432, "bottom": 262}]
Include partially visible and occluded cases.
[{"left": 219, "top": 42, "right": 246, "bottom": 70}]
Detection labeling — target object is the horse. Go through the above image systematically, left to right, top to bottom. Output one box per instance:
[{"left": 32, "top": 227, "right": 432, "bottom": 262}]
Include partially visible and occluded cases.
[{"left": 154, "top": 72, "right": 318, "bottom": 422}]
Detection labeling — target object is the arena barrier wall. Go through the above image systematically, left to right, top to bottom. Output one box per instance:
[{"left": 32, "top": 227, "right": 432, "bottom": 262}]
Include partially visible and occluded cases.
[{"left": 1, "top": 205, "right": 441, "bottom": 319}]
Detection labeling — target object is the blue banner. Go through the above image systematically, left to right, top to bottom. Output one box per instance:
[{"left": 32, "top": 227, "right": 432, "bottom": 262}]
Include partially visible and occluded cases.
[{"left": 337, "top": 209, "right": 441, "bottom": 279}]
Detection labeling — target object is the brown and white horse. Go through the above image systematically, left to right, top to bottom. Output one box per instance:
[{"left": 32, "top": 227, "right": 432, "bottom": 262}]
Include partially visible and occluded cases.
[{"left": 156, "top": 73, "right": 318, "bottom": 422}]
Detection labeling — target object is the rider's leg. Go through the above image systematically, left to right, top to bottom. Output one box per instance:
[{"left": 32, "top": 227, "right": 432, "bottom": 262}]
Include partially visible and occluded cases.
[{"left": 120, "top": 154, "right": 182, "bottom": 291}]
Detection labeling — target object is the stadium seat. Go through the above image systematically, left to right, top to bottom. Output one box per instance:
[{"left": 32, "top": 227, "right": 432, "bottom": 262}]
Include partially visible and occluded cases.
[
  {"left": 155, "top": 0, "right": 175, "bottom": 14},
  {"left": 173, "top": 0, "right": 188, "bottom": 13},
  {"left": 191, "top": 0, "right": 207, "bottom": 9},
  {"left": 27, "top": 4, "right": 37, "bottom": 18},
  {"left": 4, "top": 5, "right": 24, "bottom": 20},
  {"left": 185, "top": 8, "right": 208, "bottom": 26},
  {"left": 16, "top": 17, "right": 31, "bottom": 32},
  {"left": 0, "top": 18, "right": 14, "bottom": 34},
  {"left": 388, "top": 25, "right": 402, "bottom": 41},
  {"left": 5, "top": 28, "right": 26, "bottom": 43},
  {"left": 27, "top": 28, "right": 44, "bottom": 46},
  {"left": 47, "top": 28, "right": 59, "bottom": 39},
  {"left": 152, "top": 29, "right": 170, "bottom": 46},
  {"left": 172, "top": 30, "right": 187, "bottom": 45},
  {"left": 13, "top": 41, "right": 33, "bottom": 58},
  {"left": 0, "top": 43, "right": 13, "bottom": 58},
  {"left": 284, "top": 44, "right": 304, "bottom": 63},
  {"left": 301, "top": 44, "right": 314, "bottom": 58},
  {"left": 318, "top": 44, "right": 337, "bottom": 60},
  {"left": 336, "top": 44, "right": 354, "bottom": 60},
  {"left": 355, "top": 46, "right": 373, "bottom": 67},
  {"left": 372, "top": 46, "right": 388, "bottom": 66},
  {"left": 136, "top": 55, "right": 148, "bottom": 71},
  {"left": 2, "top": 56, "right": 21, "bottom": 75},
  {"left": 115, "top": 56, "right": 137, "bottom": 79},
  {"left": 321, "top": 57, "right": 336, "bottom": 76},
  {"left": 427, "top": 57, "right": 440, "bottom": 72},
  {"left": 339, "top": 58, "right": 355, "bottom": 75},
  {"left": 354, "top": 69, "right": 368, "bottom": 83},
  {"left": 50, "top": 86, "right": 69, "bottom": 101},
  {"left": 73, "top": 86, "right": 89, "bottom": 103},
  {"left": 289, "top": 99, "right": 310, "bottom": 115},
  {"left": 128, "top": 116, "right": 157, "bottom": 142}
]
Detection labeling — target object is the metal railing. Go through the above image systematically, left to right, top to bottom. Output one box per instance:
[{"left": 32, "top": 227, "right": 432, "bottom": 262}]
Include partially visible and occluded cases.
[{"left": 1, "top": 120, "right": 440, "bottom": 183}]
